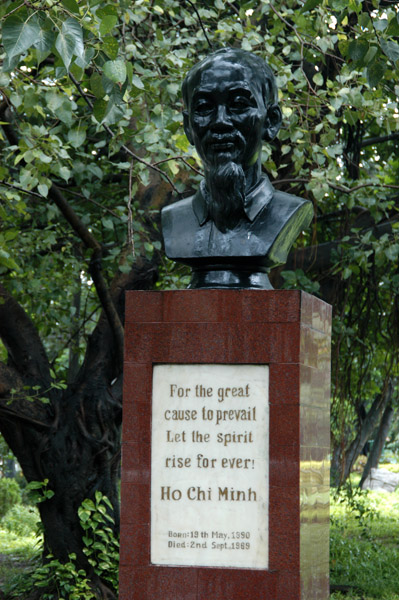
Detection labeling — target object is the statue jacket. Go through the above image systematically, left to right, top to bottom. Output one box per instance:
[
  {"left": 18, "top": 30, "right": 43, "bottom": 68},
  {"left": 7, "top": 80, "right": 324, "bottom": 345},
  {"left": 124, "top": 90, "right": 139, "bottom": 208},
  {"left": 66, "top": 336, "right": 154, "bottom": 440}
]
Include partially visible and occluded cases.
[{"left": 161, "top": 175, "right": 313, "bottom": 272}]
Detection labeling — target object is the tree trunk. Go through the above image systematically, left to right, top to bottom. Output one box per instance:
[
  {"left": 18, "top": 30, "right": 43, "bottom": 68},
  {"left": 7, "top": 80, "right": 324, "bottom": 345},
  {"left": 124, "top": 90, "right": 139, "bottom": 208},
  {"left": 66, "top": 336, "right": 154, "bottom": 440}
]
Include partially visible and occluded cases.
[
  {"left": 0, "top": 262, "right": 157, "bottom": 597},
  {"left": 330, "top": 380, "right": 394, "bottom": 486},
  {"left": 1, "top": 385, "right": 121, "bottom": 590},
  {"left": 359, "top": 402, "right": 395, "bottom": 487}
]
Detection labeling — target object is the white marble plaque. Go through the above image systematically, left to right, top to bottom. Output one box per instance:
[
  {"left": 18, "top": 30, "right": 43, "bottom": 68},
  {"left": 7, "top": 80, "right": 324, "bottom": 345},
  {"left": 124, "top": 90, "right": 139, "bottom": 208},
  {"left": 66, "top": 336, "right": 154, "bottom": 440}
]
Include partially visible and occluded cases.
[{"left": 151, "top": 364, "right": 269, "bottom": 569}]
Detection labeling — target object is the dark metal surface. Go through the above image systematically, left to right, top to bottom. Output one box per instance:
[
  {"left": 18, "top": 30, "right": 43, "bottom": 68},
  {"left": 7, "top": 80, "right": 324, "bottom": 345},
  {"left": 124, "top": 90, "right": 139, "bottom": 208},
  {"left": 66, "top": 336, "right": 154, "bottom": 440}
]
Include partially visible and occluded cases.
[{"left": 161, "top": 48, "right": 313, "bottom": 289}]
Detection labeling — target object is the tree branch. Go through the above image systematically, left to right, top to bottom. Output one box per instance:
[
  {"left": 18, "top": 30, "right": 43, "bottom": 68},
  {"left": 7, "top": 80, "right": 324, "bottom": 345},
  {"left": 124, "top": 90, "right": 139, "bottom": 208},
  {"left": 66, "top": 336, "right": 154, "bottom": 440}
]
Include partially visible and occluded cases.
[
  {"left": 185, "top": 0, "right": 213, "bottom": 49},
  {"left": 2, "top": 2, "right": 25, "bottom": 19},
  {"left": 269, "top": 4, "right": 344, "bottom": 64},
  {"left": 68, "top": 73, "right": 179, "bottom": 194},
  {"left": 0, "top": 102, "right": 125, "bottom": 365},
  {"left": 360, "top": 131, "right": 399, "bottom": 148},
  {"left": 153, "top": 155, "right": 204, "bottom": 176},
  {"left": 273, "top": 177, "right": 399, "bottom": 194},
  {"left": 0, "top": 180, "right": 44, "bottom": 199},
  {"left": 46, "top": 188, "right": 125, "bottom": 363},
  {"left": 286, "top": 213, "right": 399, "bottom": 272},
  {"left": 89, "top": 250, "right": 125, "bottom": 366},
  {"left": 75, "top": 258, "right": 157, "bottom": 389},
  {"left": 0, "top": 284, "right": 52, "bottom": 387},
  {"left": 0, "top": 362, "right": 23, "bottom": 398},
  {"left": 0, "top": 405, "right": 54, "bottom": 429}
]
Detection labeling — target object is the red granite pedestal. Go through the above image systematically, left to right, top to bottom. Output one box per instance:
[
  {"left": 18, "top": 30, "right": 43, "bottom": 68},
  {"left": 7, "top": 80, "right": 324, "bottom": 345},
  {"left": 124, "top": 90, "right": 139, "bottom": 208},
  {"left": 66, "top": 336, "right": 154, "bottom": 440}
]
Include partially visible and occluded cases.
[{"left": 120, "top": 290, "right": 331, "bottom": 600}]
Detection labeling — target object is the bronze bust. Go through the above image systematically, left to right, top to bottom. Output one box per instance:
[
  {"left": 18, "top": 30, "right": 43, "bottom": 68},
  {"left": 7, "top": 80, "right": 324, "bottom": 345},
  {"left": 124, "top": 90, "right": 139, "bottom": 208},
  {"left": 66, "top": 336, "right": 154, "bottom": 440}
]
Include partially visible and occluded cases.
[{"left": 161, "top": 48, "right": 313, "bottom": 289}]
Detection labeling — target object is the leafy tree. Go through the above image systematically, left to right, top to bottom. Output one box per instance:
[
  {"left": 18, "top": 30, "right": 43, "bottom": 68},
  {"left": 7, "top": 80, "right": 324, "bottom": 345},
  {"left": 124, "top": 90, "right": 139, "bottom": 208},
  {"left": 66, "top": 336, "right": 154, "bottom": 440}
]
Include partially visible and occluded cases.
[{"left": 0, "top": 0, "right": 399, "bottom": 595}]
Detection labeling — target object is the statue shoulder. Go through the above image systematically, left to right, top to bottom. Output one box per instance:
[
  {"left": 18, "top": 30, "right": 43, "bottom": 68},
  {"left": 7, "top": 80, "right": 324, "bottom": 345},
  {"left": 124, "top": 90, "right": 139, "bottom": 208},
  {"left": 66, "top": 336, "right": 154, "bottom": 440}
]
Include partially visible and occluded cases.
[
  {"left": 263, "top": 189, "right": 313, "bottom": 266},
  {"left": 268, "top": 189, "right": 313, "bottom": 225},
  {"left": 272, "top": 189, "right": 312, "bottom": 211},
  {"left": 161, "top": 194, "right": 200, "bottom": 259},
  {"left": 161, "top": 194, "right": 196, "bottom": 237},
  {"left": 162, "top": 194, "right": 195, "bottom": 220}
]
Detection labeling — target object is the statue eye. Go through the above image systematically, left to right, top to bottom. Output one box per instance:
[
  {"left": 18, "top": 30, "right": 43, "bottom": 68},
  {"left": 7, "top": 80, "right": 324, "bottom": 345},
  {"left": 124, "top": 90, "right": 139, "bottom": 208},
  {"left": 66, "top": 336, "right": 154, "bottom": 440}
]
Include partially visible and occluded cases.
[
  {"left": 230, "top": 96, "right": 252, "bottom": 111},
  {"left": 194, "top": 98, "right": 214, "bottom": 115}
]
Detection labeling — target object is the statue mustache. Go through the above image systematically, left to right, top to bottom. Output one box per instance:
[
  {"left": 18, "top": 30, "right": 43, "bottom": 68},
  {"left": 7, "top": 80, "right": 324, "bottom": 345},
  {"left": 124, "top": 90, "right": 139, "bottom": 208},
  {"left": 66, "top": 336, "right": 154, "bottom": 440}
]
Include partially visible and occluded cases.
[{"left": 204, "top": 130, "right": 246, "bottom": 150}]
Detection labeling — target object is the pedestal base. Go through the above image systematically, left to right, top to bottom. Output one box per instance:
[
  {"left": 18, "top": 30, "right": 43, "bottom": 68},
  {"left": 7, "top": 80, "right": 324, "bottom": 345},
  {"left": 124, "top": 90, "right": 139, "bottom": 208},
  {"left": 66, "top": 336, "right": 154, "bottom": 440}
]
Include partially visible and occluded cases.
[{"left": 120, "top": 290, "right": 331, "bottom": 600}]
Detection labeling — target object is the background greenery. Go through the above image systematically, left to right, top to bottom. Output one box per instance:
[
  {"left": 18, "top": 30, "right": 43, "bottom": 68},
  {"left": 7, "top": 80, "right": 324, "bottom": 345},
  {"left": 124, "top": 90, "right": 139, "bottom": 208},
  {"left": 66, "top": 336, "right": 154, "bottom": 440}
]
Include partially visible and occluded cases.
[
  {"left": 0, "top": 0, "right": 399, "bottom": 596},
  {"left": 1, "top": 478, "right": 399, "bottom": 599}
]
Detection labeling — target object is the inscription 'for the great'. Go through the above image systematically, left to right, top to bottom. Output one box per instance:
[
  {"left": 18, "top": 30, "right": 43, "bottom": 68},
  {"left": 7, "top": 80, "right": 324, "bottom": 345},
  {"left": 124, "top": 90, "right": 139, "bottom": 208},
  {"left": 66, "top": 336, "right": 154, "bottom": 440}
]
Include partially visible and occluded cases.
[{"left": 151, "top": 364, "right": 269, "bottom": 569}]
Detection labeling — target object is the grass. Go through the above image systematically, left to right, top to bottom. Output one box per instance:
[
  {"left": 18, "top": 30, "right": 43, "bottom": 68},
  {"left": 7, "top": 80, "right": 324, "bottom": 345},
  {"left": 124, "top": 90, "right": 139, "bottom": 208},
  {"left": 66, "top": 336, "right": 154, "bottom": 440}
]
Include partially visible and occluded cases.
[
  {"left": 330, "top": 466, "right": 399, "bottom": 600},
  {"left": 0, "top": 470, "right": 399, "bottom": 599},
  {"left": 0, "top": 529, "right": 40, "bottom": 598}
]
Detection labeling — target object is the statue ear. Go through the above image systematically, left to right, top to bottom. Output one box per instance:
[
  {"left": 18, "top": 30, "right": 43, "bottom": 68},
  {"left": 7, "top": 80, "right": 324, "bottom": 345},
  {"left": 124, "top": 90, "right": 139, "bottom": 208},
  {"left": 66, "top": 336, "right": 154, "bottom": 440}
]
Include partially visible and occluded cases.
[
  {"left": 262, "top": 105, "right": 282, "bottom": 142},
  {"left": 183, "top": 110, "right": 194, "bottom": 145}
]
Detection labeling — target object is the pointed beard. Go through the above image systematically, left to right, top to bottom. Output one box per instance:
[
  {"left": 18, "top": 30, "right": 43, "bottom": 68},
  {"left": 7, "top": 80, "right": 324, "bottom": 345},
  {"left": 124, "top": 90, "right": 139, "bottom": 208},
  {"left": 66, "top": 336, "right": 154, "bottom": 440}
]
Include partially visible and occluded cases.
[{"left": 207, "top": 162, "right": 246, "bottom": 233}]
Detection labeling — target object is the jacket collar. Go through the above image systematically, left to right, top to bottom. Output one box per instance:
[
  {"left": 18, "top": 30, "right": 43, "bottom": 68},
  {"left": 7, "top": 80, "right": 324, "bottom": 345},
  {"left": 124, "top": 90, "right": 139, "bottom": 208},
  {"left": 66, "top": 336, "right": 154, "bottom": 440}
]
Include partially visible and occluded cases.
[{"left": 192, "top": 176, "right": 275, "bottom": 226}]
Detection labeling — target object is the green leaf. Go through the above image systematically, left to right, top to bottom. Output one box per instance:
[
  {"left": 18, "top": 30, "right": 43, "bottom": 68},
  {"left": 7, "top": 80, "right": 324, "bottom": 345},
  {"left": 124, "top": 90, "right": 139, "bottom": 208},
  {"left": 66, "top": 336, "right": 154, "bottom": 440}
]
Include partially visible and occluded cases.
[
  {"left": 61, "top": 0, "right": 80, "bottom": 14},
  {"left": 301, "top": 0, "right": 323, "bottom": 12},
  {"left": 96, "top": 5, "right": 118, "bottom": 19},
  {"left": 3, "top": 14, "right": 41, "bottom": 59},
  {"left": 100, "top": 15, "right": 118, "bottom": 36},
  {"left": 387, "top": 16, "right": 399, "bottom": 36},
  {"left": 55, "top": 18, "right": 84, "bottom": 70},
  {"left": 62, "top": 18, "right": 84, "bottom": 58},
  {"left": 374, "top": 19, "right": 388, "bottom": 32},
  {"left": 34, "top": 22, "right": 56, "bottom": 64},
  {"left": 55, "top": 31, "right": 76, "bottom": 70},
  {"left": 102, "top": 36, "right": 119, "bottom": 59},
  {"left": 338, "top": 39, "right": 349, "bottom": 58},
  {"left": 348, "top": 39, "right": 369, "bottom": 63},
  {"left": 380, "top": 39, "right": 399, "bottom": 64},
  {"left": 363, "top": 45, "right": 378, "bottom": 66},
  {"left": 75, "top": 47, "right": 95, "bottom": 69},
  {"left": 2, "top": 52, "right": 20, "bottom": 73},
  {"left": 103, "top": 60, "right": 127, "bottom": 84},
  {"left": 126, "top": 61, "right": 133, "bottom": 85},
  {"left": 367, "top": 61, "right": 386, "bottom": 88},
  {"left": 0, "top": 72, "right": 11, "bottom": 87},
  {"left": 90, "top": 72, "right": 105, "bottom": 98},
  {"left": 313, "top": 72, "right": 323, "bottom": 86},
  {"left": 101, "top": 73, "right": 116, "bottom": 95},
  {"left": 132, "top": 74, "right": 144, "bottom": 89},
  {"left": 166, "top": 83, "right": 179, "bottom": 96},
  {"left": 45, "top": 90, "right": 63, "bottom": 113},
  {"left": 93, "top": 99, "right": 107, "bottom": 123},
  {"left": 103, "top": 101, "right": 125, "bottom": 125},
  {"left": 68, "top": 128, "right": 86, "bottom": 148},
  {"left": 87, "top": 164, "right": 102, "bottom": 179},
  {"left": 59, "top": 166, "right": 71, "bottom": 182},
  {"left": 38, "top": 184, "right": 49, "bottom": 197},
  {"left": 102, "top": 217, "right": 114, "bottom": 230},
  {"left": 385, "top": 245, "right": 399, "bottom": 261},
  {"left": 0, "top": 252, "right": 19, "bottom": 272},
  {"left": 26, "top": 480, "right": 46, "bottom": 490},
  {"left": 82, "top": 535, "right": 93, "bottom": 546}
]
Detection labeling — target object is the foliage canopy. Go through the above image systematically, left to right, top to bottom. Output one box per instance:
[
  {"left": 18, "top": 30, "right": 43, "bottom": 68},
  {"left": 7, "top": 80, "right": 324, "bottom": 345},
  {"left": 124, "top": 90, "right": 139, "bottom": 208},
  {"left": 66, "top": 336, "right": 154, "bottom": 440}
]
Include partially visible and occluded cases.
[{"left": 0, "top": 0, "right": 399, "bottom": 593}]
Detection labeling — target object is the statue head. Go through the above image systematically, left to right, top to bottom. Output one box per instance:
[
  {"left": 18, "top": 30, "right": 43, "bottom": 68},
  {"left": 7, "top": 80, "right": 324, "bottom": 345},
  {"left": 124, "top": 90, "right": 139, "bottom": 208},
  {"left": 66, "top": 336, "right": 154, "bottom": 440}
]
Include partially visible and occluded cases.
[
  {"left": 182, "top": 48, "right": 282, "bottom": 176},
  {"left": 162, "top": 49, "right": 313, "bottom": 289}
]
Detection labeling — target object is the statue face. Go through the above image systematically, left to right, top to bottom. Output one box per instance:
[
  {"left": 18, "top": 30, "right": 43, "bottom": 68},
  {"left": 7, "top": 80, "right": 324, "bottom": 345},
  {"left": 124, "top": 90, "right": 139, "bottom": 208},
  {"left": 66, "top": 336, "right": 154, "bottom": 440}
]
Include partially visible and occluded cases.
[{"left": 184, "top": 57, "right": 268, "bottom": 170}]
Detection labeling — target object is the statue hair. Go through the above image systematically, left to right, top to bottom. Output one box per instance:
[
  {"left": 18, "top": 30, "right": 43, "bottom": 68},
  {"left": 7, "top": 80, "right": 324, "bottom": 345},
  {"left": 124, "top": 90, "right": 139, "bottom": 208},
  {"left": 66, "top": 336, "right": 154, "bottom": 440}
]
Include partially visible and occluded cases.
[{"left": 182, "top": 48, "right": 279, "bottom": 109}]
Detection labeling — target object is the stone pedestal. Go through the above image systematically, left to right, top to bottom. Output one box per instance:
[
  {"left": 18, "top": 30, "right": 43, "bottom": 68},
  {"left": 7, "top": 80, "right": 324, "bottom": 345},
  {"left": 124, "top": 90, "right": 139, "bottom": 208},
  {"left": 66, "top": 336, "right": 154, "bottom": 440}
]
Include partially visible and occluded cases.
[{"left": 120, "top": 290, "right": 331, "bottom": 599}]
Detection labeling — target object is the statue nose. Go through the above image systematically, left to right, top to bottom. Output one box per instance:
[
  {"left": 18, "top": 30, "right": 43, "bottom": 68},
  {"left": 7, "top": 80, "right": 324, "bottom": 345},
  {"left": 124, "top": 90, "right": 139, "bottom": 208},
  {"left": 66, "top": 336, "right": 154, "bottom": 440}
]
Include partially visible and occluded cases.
[{"left": 211, "top": 104, "right": 232, "bottom": 130}]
